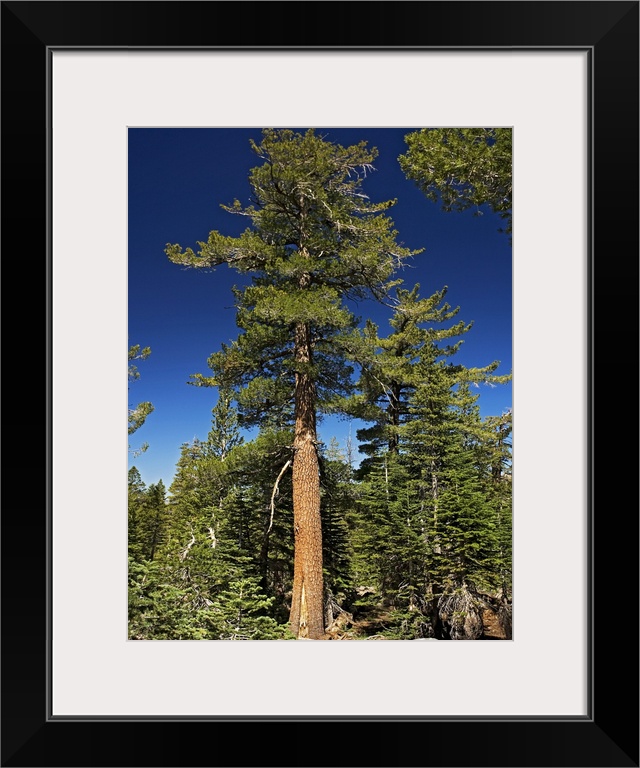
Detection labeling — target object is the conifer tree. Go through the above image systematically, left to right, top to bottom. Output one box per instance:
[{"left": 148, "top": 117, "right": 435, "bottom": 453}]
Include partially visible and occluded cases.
[
  {"left": 166, "top": 128, "right": 419, "bottom": 638},
  {"left": 399, "top": 128, "right": 512, "bottom": 236},
  {"left": 352, "top": 283, "right": 472, "bottom": 460},
  {"left": 353, "top": 285, "right": 511, "bottom": 637},
  {"left": 128, "top": 344, "right": 154, "bottom": 456},
  {"left": 405, "top": 376, "right": 511, "bottom": 638},
  {"left": 206, "top": 389, "right": 244, "bottom": 460},
  {"left": 475, "top": 410, "right": 513, "bottom": 597},
  {"left": 131, "top": 421, "right": 295, "bottom": 640},
  {"left": 318, "top": 438, "right": 356, "bottom": 615},
  {"left": 128, "top": 466, "right": 147, "bottom": 561},
  {"left": 128, "top": 469, "right": 167, "bottom": 565},
  {"left": 140, "top": 480, "right": 168, "bottom": 562}
]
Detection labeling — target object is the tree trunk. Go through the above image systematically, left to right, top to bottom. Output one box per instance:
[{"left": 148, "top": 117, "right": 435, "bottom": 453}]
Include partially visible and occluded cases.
[{"left": 289, "top": 321, "right": 325, "bottom": 639}]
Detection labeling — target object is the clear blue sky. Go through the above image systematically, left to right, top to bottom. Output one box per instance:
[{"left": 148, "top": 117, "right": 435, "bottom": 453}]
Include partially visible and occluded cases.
[{"left": 128, "top": 128, "right": 512, "bottom": 489}]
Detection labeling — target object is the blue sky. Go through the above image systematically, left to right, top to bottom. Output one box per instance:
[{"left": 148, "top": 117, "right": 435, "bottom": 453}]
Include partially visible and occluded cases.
[{"left": 128, "top": 128, "right": 512, "bottom": 489}]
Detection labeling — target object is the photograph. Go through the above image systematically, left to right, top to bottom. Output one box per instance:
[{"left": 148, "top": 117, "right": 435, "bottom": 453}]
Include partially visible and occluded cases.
[
  {"left": 2, "top": 0, "right": 637, "bottom": 763},
  {"left": 127, "top": 126, "right": 514, "bottom": 642}
]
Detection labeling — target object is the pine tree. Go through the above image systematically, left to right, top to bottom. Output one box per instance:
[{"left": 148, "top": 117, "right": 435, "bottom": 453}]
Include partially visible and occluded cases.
[
  {"left": 166, "top": 128, "right": 419, "bottom": 638},
  {"left": 399, "top": 128, "right": 512, "bottom": 236},
  {"left": 352, "top": 283, "right": 472, "bottom": 460},
  {"left": 352, "top": 287, "right": 511, "bottom": 637},
  {"left": 128, "top": 344, "right": 154, "bottom": 456},
  {"left": 405, "top": 377, "right": 510, "bottom": 638},
  {"left": 206, "top": 388, "right": 244, "bottom": 460},
  {"left": 475, "top": 410, "right": 513, "bottom": 597},
  {"left": 131, "top": 422, "right": 295, "bottom": 640},
  {"left": 318, "top": 438, "right": 356, "bottom": 619},
  {"left": 128, "top": 466, "right": 147, "bottom": 561},
  {"left": 128, "top": 470, "right": 167, "bottom": 564},
  {"left": 140, "top": 480, "right": 168, "bottom": 562},
  {"left": 208, "top": 578, "right": 293, "bottom": 640}
]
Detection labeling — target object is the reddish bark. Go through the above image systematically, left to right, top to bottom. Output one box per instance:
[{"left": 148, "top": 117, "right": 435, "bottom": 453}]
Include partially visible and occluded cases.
[{"left": 289, "top": 321, "right": 325, "bottom": 639}]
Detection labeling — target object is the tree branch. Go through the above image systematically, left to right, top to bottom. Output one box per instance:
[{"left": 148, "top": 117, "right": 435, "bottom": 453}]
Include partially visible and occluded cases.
[
  {"left": 268, "top": 459, "right": 292, "bottom": 533},
  {"left": 179, "top": 529, "right": 196, "bottom": 561}
]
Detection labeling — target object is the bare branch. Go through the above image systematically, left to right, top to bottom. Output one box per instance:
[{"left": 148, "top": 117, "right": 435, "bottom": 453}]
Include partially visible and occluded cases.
[
  {"left": 268, "top": 459, "right": 292, "bottom": 533},
  {"left": 179, "top": 529, "right": 196, "bottom": 561}
]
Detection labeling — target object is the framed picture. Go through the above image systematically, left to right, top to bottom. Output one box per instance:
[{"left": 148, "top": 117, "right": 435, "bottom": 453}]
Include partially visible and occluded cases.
[{"left": 3, "top": 1, "right": 637, "bottom": 766}]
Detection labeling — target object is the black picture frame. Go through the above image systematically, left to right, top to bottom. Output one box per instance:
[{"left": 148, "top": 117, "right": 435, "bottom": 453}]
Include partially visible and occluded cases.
[{"left": 2, "top": 2, "right": 638, "bottom": 766}]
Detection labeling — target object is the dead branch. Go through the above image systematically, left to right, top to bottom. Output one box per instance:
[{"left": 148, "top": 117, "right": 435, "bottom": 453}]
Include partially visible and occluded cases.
[
  {"left": 268, "top": 459, "right": 292, "bottom": 533},
  {"left": 179, "top": 529, "right": 196, "bottom": 561}
]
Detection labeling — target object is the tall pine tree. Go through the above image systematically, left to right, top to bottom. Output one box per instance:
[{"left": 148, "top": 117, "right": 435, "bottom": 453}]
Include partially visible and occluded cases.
[
  {"left": 166, "top": 129, "right": 419, "bottom": 638},
  {"left": 352, "top": 285, "right": 511, "bottom": 637}
]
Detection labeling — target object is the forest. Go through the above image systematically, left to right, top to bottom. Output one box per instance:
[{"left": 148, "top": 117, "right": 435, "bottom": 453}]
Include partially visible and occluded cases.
[{"left": 128, "top": 127, "right": 513, "bottom": 641}]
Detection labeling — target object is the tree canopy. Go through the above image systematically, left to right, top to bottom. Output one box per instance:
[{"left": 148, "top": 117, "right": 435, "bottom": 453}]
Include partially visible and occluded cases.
[{"left": 399, "top": 128, "right": 512, "bottom": 235}]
